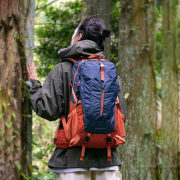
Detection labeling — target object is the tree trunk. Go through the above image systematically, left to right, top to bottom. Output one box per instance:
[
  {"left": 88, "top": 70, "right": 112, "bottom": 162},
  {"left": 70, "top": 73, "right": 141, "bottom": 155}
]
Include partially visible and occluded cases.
[
  {"left": 0, "top": 0, "right": 35, "bottom": 179},
  {"left": 83, "top": 0, "right": 111, "bottom": 60},
  {"left": 118, "top": 0, "right": 157, "bottom": 179},
  {"left": 161, "top": 0, "right": 179, "bottom": 179}
]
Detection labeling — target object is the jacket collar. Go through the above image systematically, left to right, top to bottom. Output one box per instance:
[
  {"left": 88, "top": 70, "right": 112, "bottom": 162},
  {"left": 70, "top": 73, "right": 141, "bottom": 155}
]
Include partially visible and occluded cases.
[{"left": 58, "top": 40, "right": 105, "bottom": 60}]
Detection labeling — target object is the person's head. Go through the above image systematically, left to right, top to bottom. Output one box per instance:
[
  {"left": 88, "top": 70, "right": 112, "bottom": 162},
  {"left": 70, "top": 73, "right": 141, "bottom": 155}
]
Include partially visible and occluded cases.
[{"left": 71, "top": 17, "right": 113, "bottom": 51}]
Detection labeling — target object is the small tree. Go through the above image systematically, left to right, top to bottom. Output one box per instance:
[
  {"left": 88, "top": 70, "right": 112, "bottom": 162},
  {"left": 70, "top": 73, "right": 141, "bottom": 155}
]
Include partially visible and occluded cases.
[{"left": 118, "top": 0, "right": 157, "bottom": 179}]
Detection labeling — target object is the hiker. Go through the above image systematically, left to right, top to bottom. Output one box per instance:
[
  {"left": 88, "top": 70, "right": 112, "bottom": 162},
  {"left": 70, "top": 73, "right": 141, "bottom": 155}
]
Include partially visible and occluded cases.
[{"left": 27, "top": 17, "right": 126, "bottom": 180}]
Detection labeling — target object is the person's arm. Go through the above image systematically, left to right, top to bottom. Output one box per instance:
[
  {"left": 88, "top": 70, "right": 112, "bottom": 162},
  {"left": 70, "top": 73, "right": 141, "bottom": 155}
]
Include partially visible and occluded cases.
[
  {"left": 28, "top": 64, "right": 64, "bottom": 121},
  {"left": 117, "top": 76, "right": 127, "bottom": 121}
]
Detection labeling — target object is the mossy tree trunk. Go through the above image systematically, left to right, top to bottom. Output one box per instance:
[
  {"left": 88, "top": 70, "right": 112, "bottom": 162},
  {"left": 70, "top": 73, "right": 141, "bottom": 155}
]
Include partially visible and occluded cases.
[
  {"left": 0, "top": 0, "right": 35, "bottom": 179},
  {"left": 83, "top": 0, "right": 111, "bottom": 60},
  {"left": 118, "top": 0, "right": 157, "bottom": 179},
  {"left": 161, "top": 0, "right": 179, "bottom": 179}
]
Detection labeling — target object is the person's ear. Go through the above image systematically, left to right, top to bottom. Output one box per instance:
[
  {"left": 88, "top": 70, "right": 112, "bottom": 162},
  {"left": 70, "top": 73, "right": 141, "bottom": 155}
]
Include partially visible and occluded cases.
[{"left": 77, "top": 33, "right": 82, "bottom": 42}]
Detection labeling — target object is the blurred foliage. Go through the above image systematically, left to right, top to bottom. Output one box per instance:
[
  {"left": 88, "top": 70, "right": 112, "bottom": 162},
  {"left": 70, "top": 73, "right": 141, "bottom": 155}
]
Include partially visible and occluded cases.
[
  {"left": 34, "top": 0, "right": 82, "bottom": 77},
  {"left": 34, "top": 0, "right": 122, "bottom": 78},
  {"left": 111, "top": 0, "right": 121, "bottom": 65}
]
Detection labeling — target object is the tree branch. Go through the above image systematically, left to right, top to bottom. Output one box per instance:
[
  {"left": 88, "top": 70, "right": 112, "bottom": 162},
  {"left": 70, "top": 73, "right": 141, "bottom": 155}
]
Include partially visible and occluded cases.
[{"left": 35, "top": 0, "right": 59, "bottom": 12}]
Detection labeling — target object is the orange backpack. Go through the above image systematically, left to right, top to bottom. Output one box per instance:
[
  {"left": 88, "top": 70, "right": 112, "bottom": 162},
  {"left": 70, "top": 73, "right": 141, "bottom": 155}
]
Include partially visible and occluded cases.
[{"left": 54, "top": 56, "right": 126, "bottom": 161}]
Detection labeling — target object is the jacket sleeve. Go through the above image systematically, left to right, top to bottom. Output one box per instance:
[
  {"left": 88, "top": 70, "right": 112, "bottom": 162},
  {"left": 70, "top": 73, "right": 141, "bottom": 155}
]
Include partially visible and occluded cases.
[
  {"left": 28, "top": 64, "right": 64, "bottom": 121},
  {"left": 117, "top": 76, "right": 127, "bottom": 121}
]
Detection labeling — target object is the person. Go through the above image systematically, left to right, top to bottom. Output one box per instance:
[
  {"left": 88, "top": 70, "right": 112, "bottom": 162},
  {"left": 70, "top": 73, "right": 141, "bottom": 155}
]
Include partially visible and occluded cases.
[{"left": 27, "top": 17, "right": 126, "bottom": 180}]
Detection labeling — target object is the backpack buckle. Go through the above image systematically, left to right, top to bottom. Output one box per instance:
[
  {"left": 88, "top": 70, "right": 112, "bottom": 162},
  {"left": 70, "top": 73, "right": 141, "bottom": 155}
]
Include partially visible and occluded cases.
[
  {"left": 83, "top": 136, "right": 90, "bottom": 143},
  {"left": 107, "top": 137, "right": 112, "bottom": 144}
]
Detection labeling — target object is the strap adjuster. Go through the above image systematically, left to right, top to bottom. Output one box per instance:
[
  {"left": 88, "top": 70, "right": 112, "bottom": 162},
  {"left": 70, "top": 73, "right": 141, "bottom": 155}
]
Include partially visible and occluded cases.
[{"left": 100, "top": 63, "right": 105, "bottom": 69}]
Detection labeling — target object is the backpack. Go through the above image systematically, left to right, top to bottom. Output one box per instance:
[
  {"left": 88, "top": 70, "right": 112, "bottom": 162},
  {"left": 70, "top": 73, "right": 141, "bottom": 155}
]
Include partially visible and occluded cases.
[{"left": 54, "top": 55, "right": 126, "bottom": 161}]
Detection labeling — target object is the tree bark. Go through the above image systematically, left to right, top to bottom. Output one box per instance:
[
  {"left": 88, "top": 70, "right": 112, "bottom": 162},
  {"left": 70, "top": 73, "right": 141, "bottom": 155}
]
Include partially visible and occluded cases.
[
  {"left": 0, "top": 0, "right": 35, "bottom": 179},
  {"left": 83, "top": 0, "right": 111, "bottom": 60},
  {"left": 118, "top": 0, "right": 157, "bottom": 179},
  {"left": 161, "top": 0, "right": 179, "bottom": 179}
]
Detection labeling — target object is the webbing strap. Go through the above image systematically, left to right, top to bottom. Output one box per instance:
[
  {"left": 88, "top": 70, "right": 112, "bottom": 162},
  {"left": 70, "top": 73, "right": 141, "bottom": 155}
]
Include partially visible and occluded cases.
[
  {"left": 100, "top": 62, "right": 105, "bottom": 82},
  {"left": 71, "top": 87, "right": 78, "bottom": 104},
  {"left": 71, "top": 87, "right": 81, "bottom": 105},
  {"left": 116, "top": 96, "right": 122, "bottom": 113},
  {"left": 115, "top": 97, "right": 119, "bottom": 104},
  {"left": 77, "top": 100, "right": 82, "bottom": 104},
  {"left": 80, "top": 133, "right": 91, "bottom": 161},
  {"left": 107, "top": 133, "right": 112, "bottom": 161},
  {"left": 114, "top": 135, "right": 126, "bottom": 144},
  {"left": 80, "top": 143, "right": 87, "bottom": 161},
  {"left": 107, "top": 144, "right": 111, "bottom": 161}
]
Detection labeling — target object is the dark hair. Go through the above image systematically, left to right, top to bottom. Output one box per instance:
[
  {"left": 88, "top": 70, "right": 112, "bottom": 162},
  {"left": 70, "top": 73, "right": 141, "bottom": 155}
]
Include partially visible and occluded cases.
[{"left": 77, "top": 17, "right": 113, "bottom": 51}]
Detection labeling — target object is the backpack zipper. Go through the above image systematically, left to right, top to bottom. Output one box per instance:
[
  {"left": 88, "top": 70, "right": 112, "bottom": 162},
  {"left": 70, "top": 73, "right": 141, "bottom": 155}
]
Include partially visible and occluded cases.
[
  {"left": 100, "top": 62, "right": 105, "bottom": 116},
  {"left": 100, "top": 85, "right": 104, "bottom": 116}
]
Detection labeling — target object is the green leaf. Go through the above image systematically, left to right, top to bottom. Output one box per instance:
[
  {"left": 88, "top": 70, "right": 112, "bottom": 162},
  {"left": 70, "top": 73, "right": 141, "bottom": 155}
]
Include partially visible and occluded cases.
[
  {"left": 13, "top": 32, "right": 18, "bottom": 36},
  {"left": 21, "top": 36, "right": 29, "bottom": 39},
  {"left": 48, "top": 64, "right": 54, "bottom": 69},
  {"left": 19, "top": 78, "right": 26, "bottom": 83},
  {"left": 26, "top": 93, "right": 30, "bottom": 99},
  {"left": 124, "top": 93, "right": 130, "bottom": 100},
  {"left": 3, "top": 103, "right": 7, "bottom": 111},
  {"left": 0, "top": 113, "right": 3, "bottom": 119},
  {"left": 12, "top": 113, "right": 16, "bottom": 120},
  {"left": 22, "top": 114, "right": 31, "bottom": 118},
  {"left": 5, "top": 122, "right": 13, "bottom": 129},
  {"left": 13, "top": 130, "right": 20, "bottom": 135},
  {"left": 0, "top": 131, "right": 5, "bottom": 137},
  {"left": 9, "top": 136, "right": 16, "bottom": 143},
  {"left": 32, "top": 141, "right": 38, "bottom": 146},
  {"left": 0, "top": 143, "right": 5, "bottom": 150},
  {"left": 15, "top": 145, "right": 20, "bottom": 148},
  {"left": 41, "top": 160, "right": 48, "bottom": 165},
  {"left": 16, "top": 164, "right": 21, "bottom": 171},
  {"left": 28, "top": 164, "right": 34, "bottom": 172},
  {"left": 32, "top": 165, "right": 39, "bottom": 172},
  {"left": 21, "top": 173, "right": 31, "bottom": 180}
]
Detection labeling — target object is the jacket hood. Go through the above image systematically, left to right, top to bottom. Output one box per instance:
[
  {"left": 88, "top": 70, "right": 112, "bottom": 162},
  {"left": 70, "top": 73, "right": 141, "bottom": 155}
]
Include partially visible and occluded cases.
[{"left": 58, "top": 40, "right": 105, "bottom": 59}]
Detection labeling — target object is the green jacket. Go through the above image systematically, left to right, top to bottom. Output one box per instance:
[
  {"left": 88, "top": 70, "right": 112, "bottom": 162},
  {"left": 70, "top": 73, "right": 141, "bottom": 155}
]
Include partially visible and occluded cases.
[{"left": 29, "top": 40, "right": 126, "bottom": 169}]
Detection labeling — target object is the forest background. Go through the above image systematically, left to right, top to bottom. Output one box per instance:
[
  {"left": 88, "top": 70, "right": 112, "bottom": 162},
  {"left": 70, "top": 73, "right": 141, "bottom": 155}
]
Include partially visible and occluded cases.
[{"left": 0, "top": 0, "right": 180, "bottom": 179}]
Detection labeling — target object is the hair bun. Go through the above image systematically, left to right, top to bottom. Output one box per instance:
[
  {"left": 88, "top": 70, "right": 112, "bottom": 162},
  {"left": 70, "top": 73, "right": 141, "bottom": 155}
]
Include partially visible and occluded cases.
[{"left": 101, "top": 29, "right": 113, "bottom": 38}]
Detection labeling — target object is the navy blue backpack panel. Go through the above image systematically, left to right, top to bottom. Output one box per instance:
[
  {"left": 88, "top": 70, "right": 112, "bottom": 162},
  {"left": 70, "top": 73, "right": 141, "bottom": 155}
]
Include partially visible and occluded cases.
[{"left": 71, "top": 59, "right": 118, "bottom": 134}]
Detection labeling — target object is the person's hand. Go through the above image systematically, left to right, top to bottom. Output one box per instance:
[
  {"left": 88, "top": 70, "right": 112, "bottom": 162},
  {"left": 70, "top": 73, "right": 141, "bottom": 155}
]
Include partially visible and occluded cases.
[{"left": 27, "top": 60, "right": 38, "bottom": 81}]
